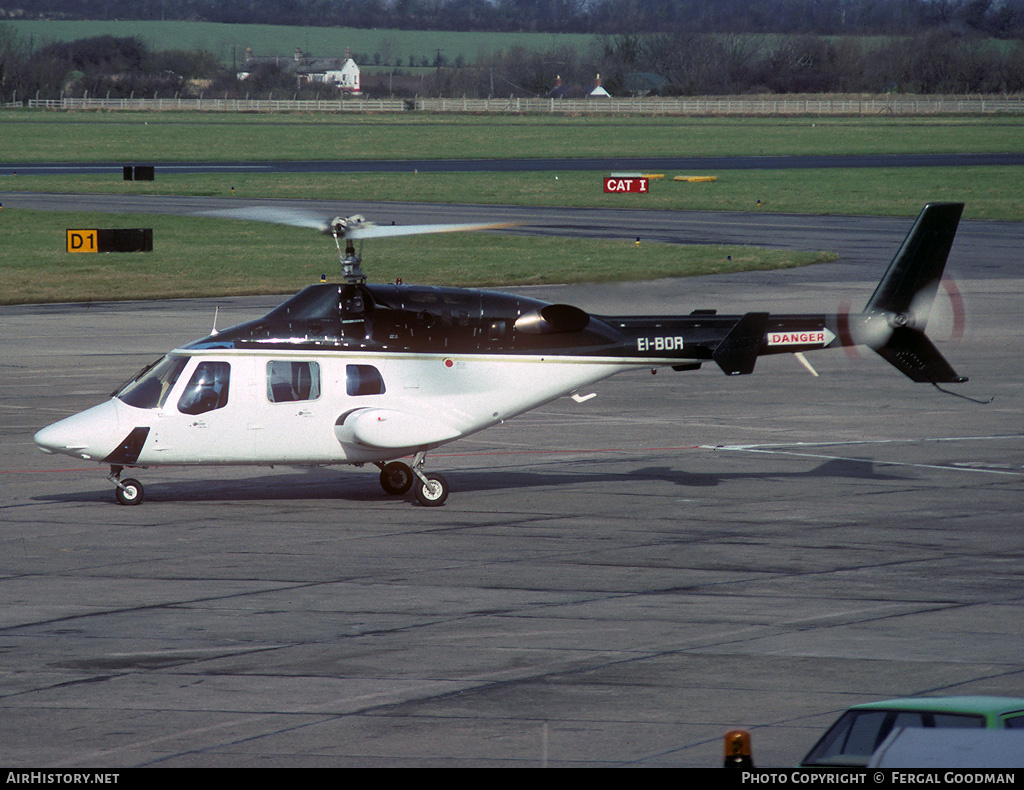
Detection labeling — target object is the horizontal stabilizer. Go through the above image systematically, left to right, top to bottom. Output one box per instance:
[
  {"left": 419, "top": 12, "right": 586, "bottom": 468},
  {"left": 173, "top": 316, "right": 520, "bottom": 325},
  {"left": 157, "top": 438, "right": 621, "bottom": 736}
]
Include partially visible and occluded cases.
[{"left": 713, "top": 312, "right": 769, "bottom": 375}]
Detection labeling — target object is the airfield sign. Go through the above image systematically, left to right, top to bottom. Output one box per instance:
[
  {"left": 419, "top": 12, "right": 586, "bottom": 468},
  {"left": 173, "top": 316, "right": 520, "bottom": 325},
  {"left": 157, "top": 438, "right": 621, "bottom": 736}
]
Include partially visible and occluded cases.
[{"left": 604, "top": 176, "right": 649, "bottom": 193}]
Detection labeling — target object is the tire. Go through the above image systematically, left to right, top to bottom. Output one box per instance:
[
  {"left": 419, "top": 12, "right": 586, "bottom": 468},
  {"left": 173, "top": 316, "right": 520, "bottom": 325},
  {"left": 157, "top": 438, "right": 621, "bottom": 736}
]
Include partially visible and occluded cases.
[
  {"left": 379, "top": 461, "right": 414, "bottom": 495},
  {"left": 414, "top": 473, "right": 449, "bottom": 507},
  {"left": 115, "top": 478, "right": 144, "bottom": 506}
]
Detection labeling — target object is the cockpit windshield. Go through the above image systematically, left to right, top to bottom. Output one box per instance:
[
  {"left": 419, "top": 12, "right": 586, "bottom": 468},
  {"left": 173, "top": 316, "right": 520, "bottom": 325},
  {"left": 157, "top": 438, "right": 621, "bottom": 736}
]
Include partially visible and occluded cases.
[{"left": 115, "top": 354, "right": 188, "bottom": 410}]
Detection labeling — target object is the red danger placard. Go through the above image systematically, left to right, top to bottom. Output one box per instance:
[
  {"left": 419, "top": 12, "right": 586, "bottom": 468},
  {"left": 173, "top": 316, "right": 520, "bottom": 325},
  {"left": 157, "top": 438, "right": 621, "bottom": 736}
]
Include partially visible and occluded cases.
[{"left": 604, "top": 177, "right": 649, "bottom": 193}]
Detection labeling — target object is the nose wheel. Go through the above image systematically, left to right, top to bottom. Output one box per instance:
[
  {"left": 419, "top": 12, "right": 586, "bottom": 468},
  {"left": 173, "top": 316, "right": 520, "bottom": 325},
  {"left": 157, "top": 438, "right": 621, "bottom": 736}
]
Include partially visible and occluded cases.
[
  {"left": 410, "top": 452, "right": 449, "bottom": 506},
  {"left": 109, "top": 466, "right": 144, "bottom": 506},
  {"left": 413, "top": 472, "right": 448, "bottom": 506}
]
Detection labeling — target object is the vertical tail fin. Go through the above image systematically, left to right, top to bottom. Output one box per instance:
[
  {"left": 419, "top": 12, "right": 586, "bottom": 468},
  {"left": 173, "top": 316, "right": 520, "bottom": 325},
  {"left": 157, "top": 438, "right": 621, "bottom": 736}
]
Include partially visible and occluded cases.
[
  {"left": 866, "top": 202, "right": 964, "bottom": 318},
  {"left": 866, "top": 203, "right": 967, "bottom": 384}
]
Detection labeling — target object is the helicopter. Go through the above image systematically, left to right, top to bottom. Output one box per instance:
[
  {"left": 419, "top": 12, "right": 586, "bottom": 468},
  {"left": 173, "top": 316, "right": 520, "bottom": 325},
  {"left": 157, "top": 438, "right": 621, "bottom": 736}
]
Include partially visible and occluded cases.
[{"left": 34, "top": 202, "right": 967, "bottom": 507}]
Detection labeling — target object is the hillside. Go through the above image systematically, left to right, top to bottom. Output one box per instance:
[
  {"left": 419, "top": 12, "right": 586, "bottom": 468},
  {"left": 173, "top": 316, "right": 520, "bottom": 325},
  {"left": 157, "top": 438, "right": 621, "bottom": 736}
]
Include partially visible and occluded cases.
[{"left": 6, "top": 19, "right": 598, "bottom": 69}]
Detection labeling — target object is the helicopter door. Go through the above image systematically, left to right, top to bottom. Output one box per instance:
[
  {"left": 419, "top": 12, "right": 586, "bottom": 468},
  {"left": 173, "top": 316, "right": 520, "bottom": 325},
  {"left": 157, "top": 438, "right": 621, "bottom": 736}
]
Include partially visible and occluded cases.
[
  {"left": 149, "top": 357, "right": 256, "bottom": 464},
  {"left": 254, "top": 359, "right": 336, "bottom": 463}
]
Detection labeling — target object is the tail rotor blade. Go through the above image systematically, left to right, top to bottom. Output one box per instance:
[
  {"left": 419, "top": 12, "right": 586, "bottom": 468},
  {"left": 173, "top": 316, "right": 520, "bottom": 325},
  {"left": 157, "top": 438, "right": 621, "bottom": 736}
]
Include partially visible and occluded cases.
[
  {"left": 941, "top": 275, "right": 967, "bottom": 344},
  {"left": 836, "top": 298, "right": 859, "bottom": 358},
  {"left": 835, "top": 300, "right": 895, "bottom": 353}
]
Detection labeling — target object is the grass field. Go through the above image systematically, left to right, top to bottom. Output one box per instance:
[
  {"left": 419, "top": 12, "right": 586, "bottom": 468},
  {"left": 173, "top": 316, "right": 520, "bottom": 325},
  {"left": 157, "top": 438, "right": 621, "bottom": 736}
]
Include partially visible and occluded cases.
[
  {"left": 5, "top": 20, "right": 597, "bottom": 69},
  {"left": 6, "top": 20, "right": 1018, "bottom": 71},
  {"left": 1, "top": 111, "right": 1019, "bottom": 302},
  {"left": 3, "top": 112, "right": 1023, "bottom": 163},
  {"left": 3, "top": 165, "right": 1020, "bottom": 220},
  {"left": 0, "top": 209, "right": 833, "bottom": 304}
]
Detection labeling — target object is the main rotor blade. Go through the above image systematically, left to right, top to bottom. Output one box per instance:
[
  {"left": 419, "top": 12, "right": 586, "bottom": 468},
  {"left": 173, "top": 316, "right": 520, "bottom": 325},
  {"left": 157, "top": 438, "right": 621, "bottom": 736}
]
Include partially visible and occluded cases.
[
  {"left": 201, "top": 206, "right": 332, "bottom": 232},
  {"left": 201, "top": 209, "right": 518, "bottom": 240},
  {"left": 346, "top": 221, "right": 519, "bottom": 240}
]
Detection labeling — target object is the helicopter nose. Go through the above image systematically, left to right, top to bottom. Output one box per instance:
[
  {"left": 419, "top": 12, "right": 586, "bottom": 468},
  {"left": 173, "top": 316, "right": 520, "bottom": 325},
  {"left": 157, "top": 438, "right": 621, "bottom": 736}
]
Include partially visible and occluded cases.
[{"left": 34, "top": 400, "right": 122, "bottom": 461}]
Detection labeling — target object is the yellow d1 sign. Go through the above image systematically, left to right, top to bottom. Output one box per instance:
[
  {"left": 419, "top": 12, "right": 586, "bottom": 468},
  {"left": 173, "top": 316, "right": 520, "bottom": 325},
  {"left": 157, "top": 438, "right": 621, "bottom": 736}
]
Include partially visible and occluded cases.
[{"left": 66, "top": 229, "right": 98, "bottom": 253}]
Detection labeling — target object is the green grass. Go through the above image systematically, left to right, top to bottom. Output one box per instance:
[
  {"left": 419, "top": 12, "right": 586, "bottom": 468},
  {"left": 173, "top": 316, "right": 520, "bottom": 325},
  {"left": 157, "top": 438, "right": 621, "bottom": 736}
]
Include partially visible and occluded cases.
[
  {"left": 5, "top": 20, "right": 598, "bottom": 68},
  {"left": 6, "top": 20, "right": 1019, "bottom": 71},
  {"left": 1, "top": 112, "right": 1018, "bottom": 303},
  {"left": 3, "top": 112, "right": 1024, "bottom": 163},
  {"left": 4, "top": 165, "right": 1020, "bottom": 220},
  {"left": 0, "top": 209, "right": 834, "bottom": 305}
]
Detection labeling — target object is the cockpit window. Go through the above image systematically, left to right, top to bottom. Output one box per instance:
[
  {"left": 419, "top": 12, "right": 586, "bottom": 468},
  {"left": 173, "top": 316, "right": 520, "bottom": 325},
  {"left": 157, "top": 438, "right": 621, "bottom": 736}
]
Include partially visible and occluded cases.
[
  {"left": 116, "top": 355, "right": 188, "bottom": 410},
  {"left": 178, "top": 361, "right": 231, "bottom": 415},
  {"left": 267, "top": 361, "right": 321, "bottom": 403}
]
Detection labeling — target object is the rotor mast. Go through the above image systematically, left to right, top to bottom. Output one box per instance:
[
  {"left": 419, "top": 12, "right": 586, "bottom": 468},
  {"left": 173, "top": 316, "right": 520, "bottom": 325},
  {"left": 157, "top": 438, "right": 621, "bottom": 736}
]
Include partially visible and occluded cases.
[{"left": 330, "top": 215, "right": 368, "bottom": 284}]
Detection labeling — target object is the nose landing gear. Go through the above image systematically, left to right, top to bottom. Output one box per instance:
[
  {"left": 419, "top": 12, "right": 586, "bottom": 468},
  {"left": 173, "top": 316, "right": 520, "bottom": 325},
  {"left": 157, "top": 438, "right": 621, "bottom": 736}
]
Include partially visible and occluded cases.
[
  {"left": 409, "top": 451, "right": 449, "bottom": 507},
  {"left": 108, "top": 465, "right": 144, "bottom": 506}
]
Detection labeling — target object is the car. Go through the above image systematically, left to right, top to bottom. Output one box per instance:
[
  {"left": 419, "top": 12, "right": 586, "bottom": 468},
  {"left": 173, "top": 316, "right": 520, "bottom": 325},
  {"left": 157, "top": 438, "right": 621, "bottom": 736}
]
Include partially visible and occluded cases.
[
  {"left": 800, "top": 696, "right": 1024, "bottom": 768},
  {"left": 867, "top": 728, "right": 1024, "bottom": 768}
]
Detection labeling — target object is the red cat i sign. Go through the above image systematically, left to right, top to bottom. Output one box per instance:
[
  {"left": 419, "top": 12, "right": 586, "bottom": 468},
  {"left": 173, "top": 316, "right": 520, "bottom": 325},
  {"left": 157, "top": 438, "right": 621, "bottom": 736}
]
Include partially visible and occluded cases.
[{"left": 603, "top": 176, "right": 649, "bottom": 193}]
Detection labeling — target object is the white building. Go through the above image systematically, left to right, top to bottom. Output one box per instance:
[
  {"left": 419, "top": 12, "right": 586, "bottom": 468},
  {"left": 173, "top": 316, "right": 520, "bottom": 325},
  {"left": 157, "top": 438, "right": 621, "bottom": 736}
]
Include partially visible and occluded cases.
[
  {"left": 241, "top": 47, "right": 361, "bottom": 95},
  {"left": 323, "top": 57, "right": 361, "bottom": 94}
]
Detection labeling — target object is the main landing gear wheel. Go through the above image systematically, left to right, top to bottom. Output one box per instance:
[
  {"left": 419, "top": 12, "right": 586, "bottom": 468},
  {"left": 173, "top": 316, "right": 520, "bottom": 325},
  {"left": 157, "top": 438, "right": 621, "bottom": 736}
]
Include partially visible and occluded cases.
[
  {"left": 378, "top": 461, "right": 414, "bottom": 495},
  {"left": 414, "top": 473, "right": 449, "bottom": 507},
  {"left": 115, "top": 478, "right": 144, "bottom": 506}
]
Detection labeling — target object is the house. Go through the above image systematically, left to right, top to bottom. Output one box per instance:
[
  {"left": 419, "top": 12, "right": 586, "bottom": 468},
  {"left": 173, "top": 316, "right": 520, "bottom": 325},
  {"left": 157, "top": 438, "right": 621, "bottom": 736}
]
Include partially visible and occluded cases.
[
  {"left": 239, "top": 47, "right": 362, "bottom": 94},
  {"left": 321, "top": 56, "right": 361, "bottom": 94},
  {"left": 588, "top": 73, "right": 611, "bottom": 98}
]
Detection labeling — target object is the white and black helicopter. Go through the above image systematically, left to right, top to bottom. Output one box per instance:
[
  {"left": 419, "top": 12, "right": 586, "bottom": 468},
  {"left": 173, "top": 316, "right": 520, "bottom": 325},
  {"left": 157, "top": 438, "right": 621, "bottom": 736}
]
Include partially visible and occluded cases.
[{"left": 34, "top": 202, "right": 967, "bottom": 506}]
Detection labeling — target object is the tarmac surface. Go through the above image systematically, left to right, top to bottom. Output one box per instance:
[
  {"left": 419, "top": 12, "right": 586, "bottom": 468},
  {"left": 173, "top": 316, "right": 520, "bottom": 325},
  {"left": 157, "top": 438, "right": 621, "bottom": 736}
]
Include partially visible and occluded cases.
[{"left": 1, "top": 204, "right": 1022, "bottom": 767}]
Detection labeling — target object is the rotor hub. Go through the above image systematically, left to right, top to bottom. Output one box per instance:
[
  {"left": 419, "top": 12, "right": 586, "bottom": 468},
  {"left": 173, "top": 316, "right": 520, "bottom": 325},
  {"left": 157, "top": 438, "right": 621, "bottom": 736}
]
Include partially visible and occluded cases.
[{"left": 331, "top": 216, "right": 370, "bottom": 284}]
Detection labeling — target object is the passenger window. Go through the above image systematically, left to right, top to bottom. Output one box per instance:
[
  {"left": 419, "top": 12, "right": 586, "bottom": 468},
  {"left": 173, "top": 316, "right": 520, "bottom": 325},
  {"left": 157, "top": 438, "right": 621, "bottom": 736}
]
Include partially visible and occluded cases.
[
  {"left": 267, "top": 361, "right": 321, "bottom": 403},
  {"left": 178, "top": 362, "right": 231, "bottom": 415},
  {"left": 346, "top": 364, "right": 385, "bottom": 396},
  {"left": 1003, "top": 715, "right": 1024, "bottom": 729}
]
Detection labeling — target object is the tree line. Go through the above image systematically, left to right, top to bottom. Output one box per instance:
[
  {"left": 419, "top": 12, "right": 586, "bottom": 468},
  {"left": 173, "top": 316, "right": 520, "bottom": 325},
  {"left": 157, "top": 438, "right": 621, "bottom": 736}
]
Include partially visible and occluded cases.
[
  {"left": 8, "top": 0, "right": 1024, "bottom": 38},
  {"left": 3, "top": 26, "right": 1024, "bottom": 100}
]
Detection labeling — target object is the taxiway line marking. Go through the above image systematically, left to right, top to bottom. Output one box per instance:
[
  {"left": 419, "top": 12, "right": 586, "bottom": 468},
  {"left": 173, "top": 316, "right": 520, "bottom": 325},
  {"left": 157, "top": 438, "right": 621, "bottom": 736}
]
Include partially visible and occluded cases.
[
  {"left": 710, "top": 435, "right": 1019, "bottom": 450},
  {"left": 706, "top": 439, "right": 1023, "bottom": 478}
]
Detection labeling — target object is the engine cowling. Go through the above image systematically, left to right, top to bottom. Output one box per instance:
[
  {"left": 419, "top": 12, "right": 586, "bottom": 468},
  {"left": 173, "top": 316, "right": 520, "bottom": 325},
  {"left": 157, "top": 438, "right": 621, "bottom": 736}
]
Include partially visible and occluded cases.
[{"left": 514, "top": 304, "right": 590, "bottom": 335}]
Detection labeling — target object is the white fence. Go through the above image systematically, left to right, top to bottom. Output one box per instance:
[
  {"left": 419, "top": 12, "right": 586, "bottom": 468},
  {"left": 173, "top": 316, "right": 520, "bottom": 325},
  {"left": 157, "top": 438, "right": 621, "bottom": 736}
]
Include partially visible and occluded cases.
[
  {"left": 20, "top": 94, "right": 1024, "bottom": 115},
  {"left": 416, "top": 95, "right": 1024, "bottom": 115},
  {"left": 25, "top": 96, "right": 408, "bottom": 112}
]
